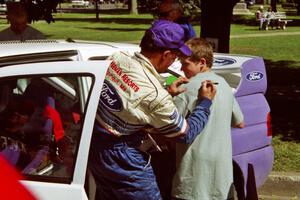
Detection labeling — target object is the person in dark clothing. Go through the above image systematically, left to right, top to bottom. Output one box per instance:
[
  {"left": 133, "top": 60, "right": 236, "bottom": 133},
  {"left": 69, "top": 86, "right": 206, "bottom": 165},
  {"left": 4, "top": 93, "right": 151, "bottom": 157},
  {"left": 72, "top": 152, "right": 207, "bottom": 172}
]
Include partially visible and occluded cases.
[
  {"left": 158, "top": 0, "right": 196, "bottom": 41},
  {"left": 0, "top": 2, "right": 46, "bottom": 41},
  {"left": 0, "top": 101, "right": 35, "bottom": 169}
]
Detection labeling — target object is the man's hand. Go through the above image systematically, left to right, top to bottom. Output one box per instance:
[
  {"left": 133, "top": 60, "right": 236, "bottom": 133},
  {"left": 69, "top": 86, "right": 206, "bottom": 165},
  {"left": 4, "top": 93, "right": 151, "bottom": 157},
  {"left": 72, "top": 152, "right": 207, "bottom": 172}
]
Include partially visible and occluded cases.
[
  {"left": 167, "top": 76, "right": 189, "bottom": 97},
  {"left": 198, "top": 80, "right": 217, "bottom": 101}
]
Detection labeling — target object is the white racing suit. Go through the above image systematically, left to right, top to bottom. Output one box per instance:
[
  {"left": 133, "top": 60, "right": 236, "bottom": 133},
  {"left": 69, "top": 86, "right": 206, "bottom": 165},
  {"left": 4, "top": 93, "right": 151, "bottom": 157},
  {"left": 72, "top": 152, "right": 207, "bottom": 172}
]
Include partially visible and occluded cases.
[{"left": 89, "top": 51, "right": 212, "bottom": 200}]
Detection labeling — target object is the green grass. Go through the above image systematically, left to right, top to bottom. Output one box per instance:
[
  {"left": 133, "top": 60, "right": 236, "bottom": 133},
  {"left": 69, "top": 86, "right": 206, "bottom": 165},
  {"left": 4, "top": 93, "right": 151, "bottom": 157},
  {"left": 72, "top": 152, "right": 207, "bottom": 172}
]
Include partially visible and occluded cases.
[
  {"left": 1, "top": 10, "right": 300, "bottom": 172},
  {"left": 3, "top": 11, "right": 298, "bottom": 68},
  {"left": 0, "top": 12, "right": 153, "bottom": 41},
  {"left": 1, "top": 12, "right": 300, "bottom": 68},
  {"left": 34, "top": 13, "right": 152, "bottom": 42},
  {"left": 230, "top": 35, "right": 300, "bottom": 67},
  {"left": 273, "top": 136, "right": 300, "bottom": 172}
]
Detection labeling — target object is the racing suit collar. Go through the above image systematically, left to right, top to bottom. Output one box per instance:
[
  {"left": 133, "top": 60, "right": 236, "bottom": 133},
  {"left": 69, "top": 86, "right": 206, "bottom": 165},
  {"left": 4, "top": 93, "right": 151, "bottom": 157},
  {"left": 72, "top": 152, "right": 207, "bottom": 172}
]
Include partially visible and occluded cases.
[{"left": 134, "top": 52, "right": 166, "bottom": 85}]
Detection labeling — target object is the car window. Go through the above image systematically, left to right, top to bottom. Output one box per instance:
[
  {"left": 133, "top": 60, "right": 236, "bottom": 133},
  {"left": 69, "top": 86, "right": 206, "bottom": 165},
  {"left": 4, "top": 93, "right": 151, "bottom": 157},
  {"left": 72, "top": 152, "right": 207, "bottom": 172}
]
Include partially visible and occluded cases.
[
  {"left": 0, "top": 50, "right": 79, "bottom": 68},
  {"left": 0, "top": 74, "right": 93, "bottom": 183}
]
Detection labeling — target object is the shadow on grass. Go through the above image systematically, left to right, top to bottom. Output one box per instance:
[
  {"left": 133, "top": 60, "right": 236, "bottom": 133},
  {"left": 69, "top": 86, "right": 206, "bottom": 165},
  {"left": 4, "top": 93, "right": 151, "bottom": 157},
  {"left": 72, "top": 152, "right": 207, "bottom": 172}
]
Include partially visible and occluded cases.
[
  {"left": 57, "top": 8, "right": 131, "bottom": 15},
  {"left": 54, "top": 17, "right": 154, "bottom": 25},
  {"left": 83, "top": 27, "right": 147, "bottom": 31},
  {"left": 264, "top": 59, "right": 300, "bottom": 142},
  {"left": 265, "top": 59, "right": 300, "bottom": 85}
]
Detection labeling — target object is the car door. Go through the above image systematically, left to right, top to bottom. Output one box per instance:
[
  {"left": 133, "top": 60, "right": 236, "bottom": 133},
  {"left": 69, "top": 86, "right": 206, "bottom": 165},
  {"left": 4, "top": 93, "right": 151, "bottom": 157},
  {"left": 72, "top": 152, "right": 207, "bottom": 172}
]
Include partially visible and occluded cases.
[{"left": 0, "top": 61, "right": 109, "bottom": 200}]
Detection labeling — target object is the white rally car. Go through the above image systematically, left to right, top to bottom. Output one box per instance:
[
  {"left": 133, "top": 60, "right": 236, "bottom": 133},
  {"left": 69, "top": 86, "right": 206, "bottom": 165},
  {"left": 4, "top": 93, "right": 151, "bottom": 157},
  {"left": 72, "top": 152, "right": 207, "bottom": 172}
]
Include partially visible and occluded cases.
[{"left": 0, "top": 40, "right": 272, "bottom": 200}]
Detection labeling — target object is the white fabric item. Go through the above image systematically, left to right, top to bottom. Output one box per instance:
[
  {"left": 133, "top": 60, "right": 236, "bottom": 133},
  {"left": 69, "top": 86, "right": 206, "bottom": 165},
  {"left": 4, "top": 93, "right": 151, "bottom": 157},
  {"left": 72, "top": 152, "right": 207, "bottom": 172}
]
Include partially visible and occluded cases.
[{"left": 96, "top": 51, "right": 187, "bottom": 137}]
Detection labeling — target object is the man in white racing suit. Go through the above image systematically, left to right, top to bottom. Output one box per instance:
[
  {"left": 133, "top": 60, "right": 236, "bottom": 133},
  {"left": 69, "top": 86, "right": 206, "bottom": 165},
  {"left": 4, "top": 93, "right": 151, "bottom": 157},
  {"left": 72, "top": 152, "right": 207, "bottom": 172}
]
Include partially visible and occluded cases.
[{"left": 89, "top": 19, "right": 216, "bottom": 200}]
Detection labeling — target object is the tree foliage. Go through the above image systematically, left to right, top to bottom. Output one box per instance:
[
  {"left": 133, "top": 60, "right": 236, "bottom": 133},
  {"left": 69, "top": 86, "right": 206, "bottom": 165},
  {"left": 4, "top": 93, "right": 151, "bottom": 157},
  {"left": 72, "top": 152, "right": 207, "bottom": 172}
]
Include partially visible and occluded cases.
[
  {"left": 2, "top": 0, "right": 60, "bottom": 23},
  {"left": 26, "top": 0, "right": 61, "bottom": 23},
  {"left": 137, "top": 0, "right": 201, "bottom": 18},
  {"left": 137, "top": 0, "right": 162, "bottom": 14},
  {"left": 178, "top": 0, "right": 201, "bottom": 18}
]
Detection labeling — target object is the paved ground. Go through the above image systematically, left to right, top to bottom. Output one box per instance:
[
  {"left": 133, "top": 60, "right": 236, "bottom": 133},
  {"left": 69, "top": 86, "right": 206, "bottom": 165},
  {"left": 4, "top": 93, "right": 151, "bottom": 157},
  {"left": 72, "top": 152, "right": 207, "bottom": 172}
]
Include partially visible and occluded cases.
[{"left": 258, "top": 171, "right": 300, "bottom": 199}]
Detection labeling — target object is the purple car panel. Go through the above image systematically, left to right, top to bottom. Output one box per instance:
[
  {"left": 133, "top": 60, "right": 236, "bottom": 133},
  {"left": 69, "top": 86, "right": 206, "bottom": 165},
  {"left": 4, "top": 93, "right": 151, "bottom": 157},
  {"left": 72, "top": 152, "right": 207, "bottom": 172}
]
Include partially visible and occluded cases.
[
  {"left": 212, "top": 55, "right": 273, "bottom": 197},
  {"left": 235, "top": 57, "right": 267, "bottom": 97},
  {"left": 234, "top": 146, "right": 274, "bottom": 196}
]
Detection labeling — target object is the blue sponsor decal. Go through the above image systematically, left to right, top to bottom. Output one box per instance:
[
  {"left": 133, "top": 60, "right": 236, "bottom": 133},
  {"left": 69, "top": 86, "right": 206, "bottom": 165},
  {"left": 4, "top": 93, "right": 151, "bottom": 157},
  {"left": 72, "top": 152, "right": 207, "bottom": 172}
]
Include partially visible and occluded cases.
[
  {"left": 213, "top": 57, "right": 236, "bottom": 66},
  {"left": 246, "top": 71, "right": 264, "bottom": 81},
  {"left": 99, "top": 80, "right": 123, "bottom": 112},
  {"left": 170, "top": 110, "right": 178, "bottom": 120}
]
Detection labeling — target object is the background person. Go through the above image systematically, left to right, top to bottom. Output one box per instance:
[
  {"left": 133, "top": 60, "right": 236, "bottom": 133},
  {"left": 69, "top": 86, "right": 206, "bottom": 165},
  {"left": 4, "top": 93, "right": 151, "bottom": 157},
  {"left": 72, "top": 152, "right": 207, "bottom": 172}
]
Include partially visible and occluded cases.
[
  {"left": 158, "top": 0, "right": 196, "bottom": 41},
  {"left": 0, "top": 2, "right": 46, "bottom": 41},
  {"left": 256, "top": 5, "right": 268, "bottom": 30},
  {"left": 265, "top": 6, "right": 278, "bottom": 29},
  {"left": 88, "top": 20, "right": 216, "bottom": 200},
  {"left": 171, "top": 38, "right": 244, "bottom": 200},
  {"left": 0, "top": 100, "right": 35, "bottom": 169}
]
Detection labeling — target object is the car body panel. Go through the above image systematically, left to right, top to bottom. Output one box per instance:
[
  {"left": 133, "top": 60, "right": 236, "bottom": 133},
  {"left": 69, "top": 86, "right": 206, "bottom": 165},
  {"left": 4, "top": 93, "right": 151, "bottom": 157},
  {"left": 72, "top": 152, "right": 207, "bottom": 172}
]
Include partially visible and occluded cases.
[
  {"left": 0, "top": 40, "right": 273, "bottom": 199},
  {"left": 0, "top": 40, "right": 139, "bottom": 61},
  {"left": 0, "top": 60, "right": 109, "bottom": 200},
  {"left": 233, "top": 146, "right": 274, "bottom": 191},
  {"left": 21, "top": 181, "right": 89, "bottom": 200}
]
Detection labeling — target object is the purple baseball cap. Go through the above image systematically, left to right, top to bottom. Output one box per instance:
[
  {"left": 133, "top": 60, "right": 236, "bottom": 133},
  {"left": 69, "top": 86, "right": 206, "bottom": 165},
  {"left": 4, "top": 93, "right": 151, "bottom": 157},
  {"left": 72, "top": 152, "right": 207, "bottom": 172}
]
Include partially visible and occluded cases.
[{"left": 149, "top": 20, "right": 192, "bottom": 56}]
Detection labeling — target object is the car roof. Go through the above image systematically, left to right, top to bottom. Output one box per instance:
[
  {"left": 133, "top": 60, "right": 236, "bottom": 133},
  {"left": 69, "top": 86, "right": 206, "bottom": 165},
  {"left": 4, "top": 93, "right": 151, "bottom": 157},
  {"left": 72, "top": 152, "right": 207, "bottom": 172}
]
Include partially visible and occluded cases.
[
  {"left": 0, "top": 39, "right": 139, "bottom": 58},
  {"left": 0, "top": 39, "right": 260, "bottom": 72},
  {"left": 0, "top": 40, "right": 140, "bottom": 67}
]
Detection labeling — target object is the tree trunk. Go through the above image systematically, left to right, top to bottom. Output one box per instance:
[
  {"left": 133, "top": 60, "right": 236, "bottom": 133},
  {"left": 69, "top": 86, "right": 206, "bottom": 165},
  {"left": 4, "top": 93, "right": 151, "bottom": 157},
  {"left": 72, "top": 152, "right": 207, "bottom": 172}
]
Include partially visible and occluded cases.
[
  {"left": 95, "top": 0, "right": 100, "bottom": 20},
  {"left": 130, "top": 0, "right": 138, "bottom": 14},
  {"left": 200, "top": 0, "right": 238, "bottom": 53},
  {"left": 271, "top": 0, "right": 277, "bottom": 12},
  {"left": 297, "top": 0, "right": 300, "bottom": 15}
]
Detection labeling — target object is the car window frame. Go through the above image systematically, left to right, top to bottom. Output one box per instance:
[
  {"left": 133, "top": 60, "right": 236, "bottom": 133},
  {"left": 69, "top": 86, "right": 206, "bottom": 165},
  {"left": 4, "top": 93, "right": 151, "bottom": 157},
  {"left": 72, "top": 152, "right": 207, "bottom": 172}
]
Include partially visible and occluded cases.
[{"left": 0, "top": 61, "right": 108, "bottom": 189}]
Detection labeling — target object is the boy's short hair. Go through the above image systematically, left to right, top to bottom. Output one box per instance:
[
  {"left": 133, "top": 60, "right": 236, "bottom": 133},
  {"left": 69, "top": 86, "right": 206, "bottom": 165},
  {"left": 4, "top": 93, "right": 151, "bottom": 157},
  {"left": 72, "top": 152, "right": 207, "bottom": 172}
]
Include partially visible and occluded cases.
[{"left": 186, "top": 38, "right": 214, "bottom": 68}]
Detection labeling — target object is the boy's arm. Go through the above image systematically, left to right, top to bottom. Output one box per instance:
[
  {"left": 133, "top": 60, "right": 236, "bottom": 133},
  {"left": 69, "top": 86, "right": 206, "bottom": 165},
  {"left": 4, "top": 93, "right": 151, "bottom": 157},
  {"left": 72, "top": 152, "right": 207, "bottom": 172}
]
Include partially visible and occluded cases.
[{"left": 231, "top": 97, "right": 244, "bottom": 128}]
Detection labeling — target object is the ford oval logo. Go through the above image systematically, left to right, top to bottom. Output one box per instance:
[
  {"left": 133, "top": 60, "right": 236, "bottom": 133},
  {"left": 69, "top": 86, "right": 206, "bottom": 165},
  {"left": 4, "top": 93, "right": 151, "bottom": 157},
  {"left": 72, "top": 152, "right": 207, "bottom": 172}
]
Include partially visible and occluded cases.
[
  {"left": 213, "top": 57, "right": 236, "bottom": 66},
  {"left": 246, "top": 71, "right": 264, "bottom": 81},
  {"left": 99, "top": 80, "right": 123, "bottom": 112}
]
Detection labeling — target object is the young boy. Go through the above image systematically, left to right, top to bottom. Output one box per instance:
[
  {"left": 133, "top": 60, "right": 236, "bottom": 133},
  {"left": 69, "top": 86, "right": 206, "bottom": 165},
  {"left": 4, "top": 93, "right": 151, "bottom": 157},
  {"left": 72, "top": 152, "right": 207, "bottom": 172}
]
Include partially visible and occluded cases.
[{"left": 172, "top": 38, "right": 244, "bottom": 200}]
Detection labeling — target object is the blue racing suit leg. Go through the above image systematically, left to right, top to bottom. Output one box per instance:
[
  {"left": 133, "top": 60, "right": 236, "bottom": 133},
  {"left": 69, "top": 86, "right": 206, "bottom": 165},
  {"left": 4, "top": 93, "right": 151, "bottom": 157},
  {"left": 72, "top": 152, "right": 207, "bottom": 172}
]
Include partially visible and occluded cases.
[{"left": 89, "top": 132, "right": 162, "bottom": 200}]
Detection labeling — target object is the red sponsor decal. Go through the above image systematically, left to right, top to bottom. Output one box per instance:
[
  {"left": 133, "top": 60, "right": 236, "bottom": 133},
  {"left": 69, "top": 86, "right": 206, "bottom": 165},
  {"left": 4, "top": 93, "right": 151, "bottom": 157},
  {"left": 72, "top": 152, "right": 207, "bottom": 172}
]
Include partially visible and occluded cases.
[{"left": 107, "top": 61, "right": 140, "bottom": 92}]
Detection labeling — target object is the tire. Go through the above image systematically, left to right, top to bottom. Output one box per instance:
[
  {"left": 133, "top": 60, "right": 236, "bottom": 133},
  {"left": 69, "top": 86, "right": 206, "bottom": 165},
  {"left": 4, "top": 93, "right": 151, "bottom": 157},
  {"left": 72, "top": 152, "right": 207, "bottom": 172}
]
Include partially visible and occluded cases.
[{"left": 233, "top": 161, "right": 246, "bottom": 200}]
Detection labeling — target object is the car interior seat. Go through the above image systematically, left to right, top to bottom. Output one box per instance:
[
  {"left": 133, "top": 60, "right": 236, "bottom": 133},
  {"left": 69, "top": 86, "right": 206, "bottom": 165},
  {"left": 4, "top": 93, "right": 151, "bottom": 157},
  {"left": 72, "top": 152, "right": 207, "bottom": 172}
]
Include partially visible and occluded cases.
[
  {"left": 21, "top": 82, "right": 56, "bottom": 174},
  {"left": 0, "top": 146, "right": 21, "bottom": 166}
]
